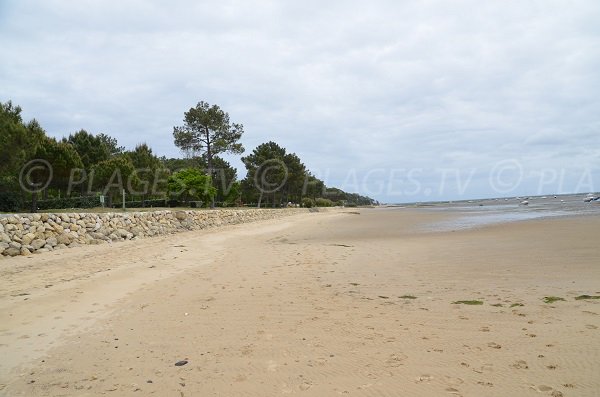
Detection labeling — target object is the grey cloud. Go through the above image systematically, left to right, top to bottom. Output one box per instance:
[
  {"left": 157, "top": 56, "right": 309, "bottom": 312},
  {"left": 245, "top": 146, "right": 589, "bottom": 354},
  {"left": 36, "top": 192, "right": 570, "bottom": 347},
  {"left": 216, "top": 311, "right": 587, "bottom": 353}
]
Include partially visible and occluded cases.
[{"left": 1, "top": 0, "right": 599, "bottom": 202}]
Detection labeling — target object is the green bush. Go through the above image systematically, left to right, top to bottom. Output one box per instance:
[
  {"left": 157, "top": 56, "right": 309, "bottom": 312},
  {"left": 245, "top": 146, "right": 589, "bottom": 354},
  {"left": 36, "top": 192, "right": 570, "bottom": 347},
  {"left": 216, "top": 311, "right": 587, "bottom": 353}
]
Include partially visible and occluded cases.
[
  {"left": 0, "top": 192, "right": 23, "bottom": 212},
  {"left": 36, "top": 196, "right": 101, "bottom": 210},
  {"left": 302, "top": 197, "right": 315, "bottom": 208},
  {"left": 315, "top": 198, "right": 334, "bottom": 207}
]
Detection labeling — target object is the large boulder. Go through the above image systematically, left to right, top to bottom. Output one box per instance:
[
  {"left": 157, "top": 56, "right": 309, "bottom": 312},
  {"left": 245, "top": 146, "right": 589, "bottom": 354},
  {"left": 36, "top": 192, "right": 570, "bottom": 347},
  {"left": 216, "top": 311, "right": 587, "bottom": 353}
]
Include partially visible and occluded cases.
[
  {"left": 175, "top": 211, "right": 187, "bottom": 221},
  {"left": 89, "top": 232, "right": 108, "bottom": 240},
  {"left": 0, "top": 233, "right": 10, "bottom": 243},
  {"left": 22, "top": 233, "right": 36, "bottom": 245},
  {"left": 56, "top": 233, "right": 72, "bottom": 245},
  {"left": 31, "top": 239, "right": 46, "bottom": 250},
  {"left": 4, "top": 247, "right": 20, "bottom": 257}
]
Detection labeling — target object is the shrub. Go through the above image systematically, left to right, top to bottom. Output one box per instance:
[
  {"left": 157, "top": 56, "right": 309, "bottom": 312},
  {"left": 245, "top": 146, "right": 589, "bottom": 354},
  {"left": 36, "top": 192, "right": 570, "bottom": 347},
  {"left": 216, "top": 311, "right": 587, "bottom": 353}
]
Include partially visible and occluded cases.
[
  {"left": 0, "top": 192, "right": 23, "bottom": 212},
  {"left": 36, "top": 196, "right": 101, "bottom": 210},
  {"left": 302, "top": 197, "right": 314, "bottom": 208},
  {"left": 315, "top": 198, "right": 334, "bottom": 207}
]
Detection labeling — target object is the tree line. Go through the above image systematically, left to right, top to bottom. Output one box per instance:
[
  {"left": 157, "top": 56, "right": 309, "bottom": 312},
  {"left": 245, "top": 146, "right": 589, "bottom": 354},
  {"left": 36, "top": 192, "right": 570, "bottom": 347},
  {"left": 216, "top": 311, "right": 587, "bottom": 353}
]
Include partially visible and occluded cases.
[{"left": 0, "top": 100, "right": 376, "bottom": 212}]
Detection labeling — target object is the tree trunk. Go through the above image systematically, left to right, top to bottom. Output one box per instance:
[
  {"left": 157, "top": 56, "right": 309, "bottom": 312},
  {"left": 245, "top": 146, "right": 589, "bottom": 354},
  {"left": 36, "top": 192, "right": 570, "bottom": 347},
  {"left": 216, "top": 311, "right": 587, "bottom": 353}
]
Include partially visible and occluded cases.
[{"left": 205, "top": 127, "right": 216, "bottom": 208}]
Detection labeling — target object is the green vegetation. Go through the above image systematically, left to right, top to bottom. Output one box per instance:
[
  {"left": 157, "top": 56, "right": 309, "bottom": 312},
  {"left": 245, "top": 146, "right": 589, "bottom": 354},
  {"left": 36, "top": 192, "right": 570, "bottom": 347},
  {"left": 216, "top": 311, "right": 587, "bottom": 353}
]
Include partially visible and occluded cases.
[
  {"left": 0, "top": 99, "right": 375, "bottom": 213},
  {"left": 173, "top": 101, "right": 244, "bottom": 207},
  {"left": 167, "top": 168, "right": 216, "bottom": 204},
  {"left": 574, "top": 295, "right": 600, "bottom": 300},
  {"left": 543, "top": 296, "right": 565, "bottom": 304},
  {"left": 452, "top": 300, "right": 484, "bottom": 305}
]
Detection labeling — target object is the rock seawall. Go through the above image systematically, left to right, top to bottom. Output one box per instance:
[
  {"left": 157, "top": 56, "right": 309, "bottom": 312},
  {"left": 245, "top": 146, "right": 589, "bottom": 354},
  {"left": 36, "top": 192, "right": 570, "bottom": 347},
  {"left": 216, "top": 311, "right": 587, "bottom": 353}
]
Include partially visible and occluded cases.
[{"left": 0, "top": 209, "right": 308, "bottom": 257}]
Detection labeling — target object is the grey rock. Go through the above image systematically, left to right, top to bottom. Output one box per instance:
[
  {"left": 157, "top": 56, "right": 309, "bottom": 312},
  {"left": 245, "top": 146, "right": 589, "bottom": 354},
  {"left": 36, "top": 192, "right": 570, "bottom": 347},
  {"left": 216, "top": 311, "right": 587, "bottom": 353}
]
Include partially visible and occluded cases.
[
  {"left": 89, "top": 232, "right": 108, "bottom": 240},
  {"left": 0, "top": 233, "right": 10, "bottom": 243},
  {"left": 22, "top": 233, "right": 36, "bottom": 245},
  {"left": 56, "top": 233, "right": 72, "bottom": 245},
  {"left": 45, "top": 237, "right": 58, "bottom": 247},
  {"left": 31, "top": 239, "right": 46, "bottom": 250},
  {"left": 4, "top": 247, "right": 21, "bottom": 256}
]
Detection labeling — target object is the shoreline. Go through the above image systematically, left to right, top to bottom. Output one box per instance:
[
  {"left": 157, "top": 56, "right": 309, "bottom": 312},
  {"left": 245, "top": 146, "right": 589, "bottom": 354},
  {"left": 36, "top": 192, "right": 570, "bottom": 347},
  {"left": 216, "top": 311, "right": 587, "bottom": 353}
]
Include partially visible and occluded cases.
[{"left": 1, "top": 208, "right": 599, "bottom": 396}]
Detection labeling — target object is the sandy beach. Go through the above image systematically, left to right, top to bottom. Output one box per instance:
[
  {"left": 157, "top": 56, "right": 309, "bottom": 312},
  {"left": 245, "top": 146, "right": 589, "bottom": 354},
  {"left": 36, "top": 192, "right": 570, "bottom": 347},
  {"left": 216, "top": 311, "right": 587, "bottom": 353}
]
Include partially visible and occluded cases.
[{"left": 1, "top": 208, "right": 599, "bottom": 397}]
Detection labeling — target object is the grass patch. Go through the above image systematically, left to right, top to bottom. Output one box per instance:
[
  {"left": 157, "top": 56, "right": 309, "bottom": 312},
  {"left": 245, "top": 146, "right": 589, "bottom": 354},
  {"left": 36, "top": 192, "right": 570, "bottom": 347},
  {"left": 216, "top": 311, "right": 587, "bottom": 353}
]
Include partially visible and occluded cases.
[
  {"left": 399, "top": 295, "right": 417, "bottom": 299},
  {"left": 574, "top": 295, "right": 600, "bottom": 300},
  {"left": 543, "top": 296, "right": 565, "bottom": 304},
  {"left": 452, "top": 300, "right": 483, "bottom": 305},
  {"left": 490, "top": 303, "right": 504, "bottom": 307},
  {"left": 510, "top": 303, "right": 524, "bottom": 308}
]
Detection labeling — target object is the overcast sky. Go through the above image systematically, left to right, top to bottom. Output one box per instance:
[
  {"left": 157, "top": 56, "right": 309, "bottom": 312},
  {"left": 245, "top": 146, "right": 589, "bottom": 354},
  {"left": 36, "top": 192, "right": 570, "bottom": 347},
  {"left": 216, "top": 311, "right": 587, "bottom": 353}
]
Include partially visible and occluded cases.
[{"left": 1, "top": 0, "right": 599, "bottom": 202}]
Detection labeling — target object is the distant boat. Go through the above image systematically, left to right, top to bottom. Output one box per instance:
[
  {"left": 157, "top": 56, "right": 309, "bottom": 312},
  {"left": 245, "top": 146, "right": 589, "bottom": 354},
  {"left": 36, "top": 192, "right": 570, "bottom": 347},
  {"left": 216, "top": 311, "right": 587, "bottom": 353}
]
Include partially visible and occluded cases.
[{"left": 520, "top": 200, "right": 529, "bottom": 206}]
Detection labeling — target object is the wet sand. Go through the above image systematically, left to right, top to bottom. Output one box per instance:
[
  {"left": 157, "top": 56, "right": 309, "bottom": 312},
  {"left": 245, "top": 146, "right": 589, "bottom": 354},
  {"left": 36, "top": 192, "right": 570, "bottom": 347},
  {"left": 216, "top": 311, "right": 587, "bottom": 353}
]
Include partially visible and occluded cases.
[{"left": 1, "top": 208, "right": 599, "bottom": 396}]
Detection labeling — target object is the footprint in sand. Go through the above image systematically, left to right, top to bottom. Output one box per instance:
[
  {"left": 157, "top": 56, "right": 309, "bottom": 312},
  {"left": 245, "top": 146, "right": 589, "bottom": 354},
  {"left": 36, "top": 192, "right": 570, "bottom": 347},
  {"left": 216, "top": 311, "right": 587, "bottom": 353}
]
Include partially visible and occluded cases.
[
  {"left": 487, "top": 342, "right": 502, "bottom": 349},
  {"left": 384, "top": 353, "right": 407, "bottom": 367},
  {"left": 511, "top": 360, "right": 529, "bottom": 369},
  {"left": 415, "top": 374, "right": 433, "bottom": 383},
  {"left": 444, "top": 376, "right": 464, "bottom": 386},
  {"left": 445, "top": 387, "right": 461, "bottom": 395}
]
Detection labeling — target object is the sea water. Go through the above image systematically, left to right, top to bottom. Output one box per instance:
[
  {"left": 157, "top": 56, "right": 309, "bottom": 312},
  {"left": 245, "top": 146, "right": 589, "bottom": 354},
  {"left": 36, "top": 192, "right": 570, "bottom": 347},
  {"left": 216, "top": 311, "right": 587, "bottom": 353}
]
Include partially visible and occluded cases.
[{"left": 416, "top": 194, "right": 600, "bottom": 232}]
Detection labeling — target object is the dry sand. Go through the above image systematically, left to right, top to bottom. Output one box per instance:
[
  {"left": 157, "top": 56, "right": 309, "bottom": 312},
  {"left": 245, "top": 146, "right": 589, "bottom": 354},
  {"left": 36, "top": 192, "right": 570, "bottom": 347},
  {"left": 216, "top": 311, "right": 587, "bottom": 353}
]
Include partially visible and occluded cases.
[{"left": 0, "top": 208, "right": 599, "bottom": 396}]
